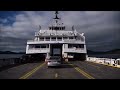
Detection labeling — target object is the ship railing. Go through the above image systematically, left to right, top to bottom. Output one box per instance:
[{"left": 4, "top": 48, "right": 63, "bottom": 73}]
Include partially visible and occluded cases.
[
  {"left": 27, "top": 39, "right": 84, "bottom": 42},
  {"left": 63, "top": 40, "right": 84, "bottom": 43},
  {"left": 28, "top": 48, "right": 49, "bottom": 50},
  {"left": 64, "top": 48, "right": 85, "bottom": 53},
  {"left": 65, "top": 48, "right": 84, "bottom": 50}
]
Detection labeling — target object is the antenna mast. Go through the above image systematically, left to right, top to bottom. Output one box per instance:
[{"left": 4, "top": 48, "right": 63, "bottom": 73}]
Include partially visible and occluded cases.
[{"left": 53, "top": 11, "right": 60, "bottom": 24}]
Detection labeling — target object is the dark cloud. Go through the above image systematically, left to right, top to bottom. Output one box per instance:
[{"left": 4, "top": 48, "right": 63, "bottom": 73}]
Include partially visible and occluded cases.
[{"left": 0, "top": 11, "right": 120, "bottom": 52}]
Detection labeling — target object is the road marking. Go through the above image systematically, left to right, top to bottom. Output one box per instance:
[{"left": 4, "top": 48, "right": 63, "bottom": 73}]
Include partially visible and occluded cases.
[
  {"left": 19, "top": 62, "right": 45, "bottom": 79},
  {"left": 69, "top": 63, "right": 95, "bottom": 79},
  {"left": 55, "top": 73, "right": 58, "bottom": 78}
]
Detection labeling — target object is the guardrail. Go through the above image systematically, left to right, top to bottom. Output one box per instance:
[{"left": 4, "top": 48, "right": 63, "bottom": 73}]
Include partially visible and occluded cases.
[{"left": 86, "top": 57, "right": 120, "bottom": 68}]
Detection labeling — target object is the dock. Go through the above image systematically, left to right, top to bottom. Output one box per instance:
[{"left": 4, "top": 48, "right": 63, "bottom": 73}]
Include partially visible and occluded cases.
[{"left": 0, "top": 59, "right": 120, "bottom": 79}]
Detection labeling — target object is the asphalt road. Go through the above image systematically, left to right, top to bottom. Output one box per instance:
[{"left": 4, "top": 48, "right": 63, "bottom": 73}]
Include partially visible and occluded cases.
[{"left": 0, "top": 61, "right": 120, "bottom": 79}]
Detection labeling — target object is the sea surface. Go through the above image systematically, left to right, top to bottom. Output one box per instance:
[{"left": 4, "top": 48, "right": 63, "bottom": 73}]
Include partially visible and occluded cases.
[
  {"left": 0, "top": 54, "right": 25, "bottom": 59},
  {"left": 0, "top": 54, "right": 120, "bottom": 60},
  {"left": 88, "top": 54, "right": 120, "bottom": 59}
]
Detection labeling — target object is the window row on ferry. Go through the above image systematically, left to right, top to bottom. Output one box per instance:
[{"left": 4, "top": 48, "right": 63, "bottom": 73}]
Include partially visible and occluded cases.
[
  {"left": 34, "top": 37, "right": 84, "bottom": 41},
  {"left": 28, "top": 44, "right": 84, "bottom": 49},
  {"left": 29, "top": 44, "right": 49, "bottom": 49},
  {"left": 68, "top": 44, "right": 84, "bottom": 49}
]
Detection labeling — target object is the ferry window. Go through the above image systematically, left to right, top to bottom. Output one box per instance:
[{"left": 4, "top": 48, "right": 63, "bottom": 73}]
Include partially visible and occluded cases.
[
  {"left": 61, "top": 26, "right": 65, "bottom": 30},
  {"left": 63, "top": 26, "right": 65, "bottom": 30},
  {"left": 49, "top": 27, "right": 52, "bottom": 30},
  {"left": 52, "top": 27, "right": 53, "bottom": 30},
  {"left": 53, "top": 27, "right": 56, "bottom": 30},
  {"left": 54, "top": 27, "right": 56, "bottom": 30},
  {"left": 56, "top": 27, "right": 59, "bottom": 30},
  {"left": 58, "top": 27, "right": 60, "bottom": 30},
  {"left": 60, "top": 27, "right": 61, "bottom": 30},
  {"left": 74, "top": 36, "right": 77, "bottom": 39},
  {"left": 76, "top": 36, "right": 80, "bottom": 40},
  {"left": 76, "top": 36, "right": 84, "bottom": 41},
  {"left": 40, "top": 37, "right": 44, "bottom": 41},
  {"left": 46, "top": 37, "right": 50, "bottom": 41},
  {"left": 51, "top": 37, "right": 56, "bottom": 41},
  {"left": 57, "top": 37, "right": 62, "bottom": 41},
  {"left": 63, "top": 37, "right": 68, "bottom": 40},
  {"left": 69, "top": 37, "right": 73, "bottom": 39},
  {"left": 81, "top": 37, "right": 84, "bottom": 41},
  {"left": 46, "top": 44, "right": 49, "bottom": 48},
  {"left": 68, "top": 44, "right": 73, "bottom": 48},
  {"left": 68, "top": 44, "right": 84, "bottom": 48},
  {"left": 73, "top": 44, "right": 78, "bottom": 48},
  {"left": 79, "top": 44, "right": 84, "bottom": 48},
  {"left": 29, "top": 45, "right": 35, "bottom": 49},
  {"left": 35, "top": 45, "right": 40, "bottom": 48},
  {"left": 41, "top": 45, "right": 46, "bottom": 48}
]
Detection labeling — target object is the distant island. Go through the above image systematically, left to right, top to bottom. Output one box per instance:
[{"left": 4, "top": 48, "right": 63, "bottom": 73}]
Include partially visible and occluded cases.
[
  {"left": 0, "top": 49, "right": 120, "bottom": 54},
  {"left": 87, "top": 49, "right": 120, "bottom": 54},
  {"left": 0, "top": 51, "right": 25, "bottom": 54}
]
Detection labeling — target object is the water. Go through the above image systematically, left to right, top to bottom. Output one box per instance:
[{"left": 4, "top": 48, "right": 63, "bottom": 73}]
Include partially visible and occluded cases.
[
  {"left": 0, "top": 54, "right": 24, "bottom": 59},
  {"left": 0, "top": 54, "right": 120, "bottom": 59},
  {"left": 88, "top": 54, "right": 120, "bottom": 59}
]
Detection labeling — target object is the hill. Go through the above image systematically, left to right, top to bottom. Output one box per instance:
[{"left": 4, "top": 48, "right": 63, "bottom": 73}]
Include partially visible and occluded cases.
[
  {"left": 87, "top": 49, "right": 120, "bottom": 54},
  {"left": 0, "top": 51, "right": 25, "bottom": 54}
]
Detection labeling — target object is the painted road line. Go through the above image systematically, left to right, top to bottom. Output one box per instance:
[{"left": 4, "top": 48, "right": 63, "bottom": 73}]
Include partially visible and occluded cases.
[
  {"left": 19, "top": 62, "right": 45, "bottom": 79},
  {"left": 69, "top": 63, "right": 95, "bottom": 79},
  {"left": 75, "top": 67, "right": 95, "bottom": 79}
]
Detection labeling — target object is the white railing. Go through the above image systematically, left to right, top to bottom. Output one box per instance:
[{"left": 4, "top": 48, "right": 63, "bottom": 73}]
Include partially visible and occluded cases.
[
  {"left": 27, "top": 39, "right": 85, "bottom": 44},
  {"left": 27, "top": 39, "right": 83, "bottom": 42},
  {"left": 63, "top": 40, "right": 84, "bottom": 43},
  {"left": 26, "top": 48, "right": 49, "bottom": 54},
  {"left": 28, "top": 48, "right": 49, "bottom": 50},
  {"left": 86, "top": 57, "right": 120, "bottom": 68}
]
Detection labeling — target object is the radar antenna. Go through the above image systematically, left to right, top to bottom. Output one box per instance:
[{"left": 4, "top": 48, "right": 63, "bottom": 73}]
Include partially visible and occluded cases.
[{"left": 53, "top": 11, "right": 60, "bottom": 24}]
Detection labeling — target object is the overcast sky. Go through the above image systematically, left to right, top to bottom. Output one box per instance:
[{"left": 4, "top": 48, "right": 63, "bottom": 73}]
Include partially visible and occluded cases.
[{"left": 0, "top": 11, "right": 120, "bottom": 52}]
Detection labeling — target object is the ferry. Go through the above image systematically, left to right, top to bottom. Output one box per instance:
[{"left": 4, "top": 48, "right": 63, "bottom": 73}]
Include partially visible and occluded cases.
[{"left": 26, "top": 11, "right": 87, "bottom": 61}]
